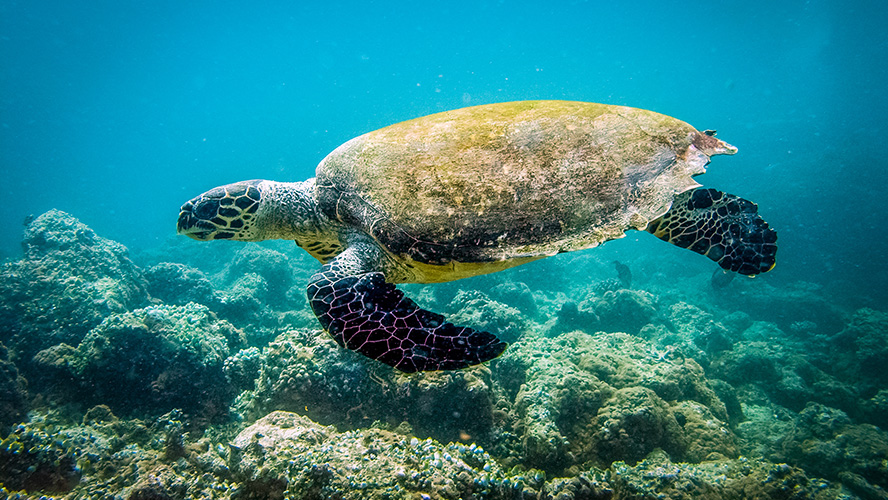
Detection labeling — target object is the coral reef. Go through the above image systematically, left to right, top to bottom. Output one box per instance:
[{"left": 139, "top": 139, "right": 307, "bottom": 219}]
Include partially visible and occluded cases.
[
  {"left": 0, "top": 209, "right": 885, "bottom": 499},
  {"left": 0, "top": 210, "right": 148, "bottom": 363},
  {"left": 219, "top": 245, "right": 301, "bottom": 311},
  {"left": 144, "top": 262, "right": 218, "bottom": 308},
  {"left": 709, "top": 280, "right": 846, "bottom": 337},
  {"left": 488, "top": 281, "right": 539, "bottom": 319},
  {"left": 580, "top": 289, "right": 659, "bottom": 335},
  {"left": 446, "top": 290, "right": 531, "bottom": 344},
  {"left": 31, "top": 303, "right": 245, "bottom": 421},
  {"left": 829, "top": 308, "right": 888, "bottom": 395},
  {"left": 242, "top": 329, "right": 499, "bottom": 445},
  {"left": 499, "top": 331, "right": 732, "bottom": 474},
  {"left": 710, "top": 341, "right": 859, "bottom": 416},
  {"left": 0, "top": 343, "right": 27, "bottom": 433},
  {"left": 775, "top": 403, "right": 888, "bottom": 491},
  {"left": 0, "top": 408, "right": 237, "bottom": 499},
  {"left": 0, "top": 408, "right": 852, "bottom": 500},
  {"left": 229, "top": 411, "right": 523, "bottom": 500},
  {"left": 0, "top": 419, "right": 81, "bottom": 494},
  {"left": 609, "top": 450, "right": 843, "bottom": 500}
]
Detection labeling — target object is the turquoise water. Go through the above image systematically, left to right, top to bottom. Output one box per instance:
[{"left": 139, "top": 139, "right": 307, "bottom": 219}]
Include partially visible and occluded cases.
[
  {"left": 3, "top": 0, "right": 886, "bottom": 304},
  {"left": 2, "top": 1, "right": 888, "bottom": 497}
]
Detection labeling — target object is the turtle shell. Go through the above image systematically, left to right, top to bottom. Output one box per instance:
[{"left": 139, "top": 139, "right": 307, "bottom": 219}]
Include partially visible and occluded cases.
[{"left": 315, "top": 100, "right": 729, "bottom": 273}]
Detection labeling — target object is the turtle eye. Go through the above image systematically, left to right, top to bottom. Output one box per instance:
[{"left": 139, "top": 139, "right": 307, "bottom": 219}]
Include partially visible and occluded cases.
[{"left": 194, "top": 199, "right": 220, "bottom": 220}]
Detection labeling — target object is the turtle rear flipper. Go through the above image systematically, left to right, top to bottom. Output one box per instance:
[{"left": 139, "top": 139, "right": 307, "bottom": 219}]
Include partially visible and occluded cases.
[
  {"left": 648, "top": 188, "right": 777, "bottom": 276},
  {"left": 307, "top": 240, "right": 507, "bottom": 372}
]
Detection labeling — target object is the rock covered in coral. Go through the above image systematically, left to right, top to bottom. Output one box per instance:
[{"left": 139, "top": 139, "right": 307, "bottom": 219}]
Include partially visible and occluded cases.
[
  {"left": 0, "top": 210, "right": 149, "bottom": 362},
  {"left": 220, "top": 245, "right": 298, "bottom": 310},
  {"left": 144, "top": 262, "right": 219, "bottom": 308},
  {"left": 215, "top": 272, "right": 269, "bottom": 327},
  {"left": 710, "top": 280, "right": 846, "bottom": 337},
  {"left": 488, "top": 282, "right": 539, "bottom": 319},
  {"left": 548, "top": 287, "right": 661, "bottom": 337},
  {"left": 580, "top": 289, "right": 659, "bottom": 335},
  {"left": 446, "top": 290, "right": 531, "bottom": 344},
  {"left": 665, "top": 302, "right": 733, "bottom": 355},
  {"left": 32, "top": 303, "right": 245, "bottom": 421},
  {"left": 830, "top": 308, "right": 888, "bottom": 394},
  {"left": 243, "top": 329, "right": 498, "bottom": 445},
  {"left": 498, "top": 331, "right": 733, "bottom": 474},
  {"left": 509, "top": 341, "right": 611, "bottom": 471},
  {"left": 709, "top": 341, "right": 783, "bottom": 386},
  {"left": 710, "top": 341, "right": 859, "bottom": 416},
  {"left": 0, "top": 343, "right": 27, "bottom": 432},
  {"left": 223, "top": 346, "right": 263, "bottom": 393},
  {"left": 588, "top": 386, "right": 685, "bottom": 465},
  {"left": 863, "top": 390, "right": 888, "bottom": 429},
  {"left": 670, "top": 400, "right": 737, "bottom": 462},
  {"left": 775, "top": 403, "right": 888, "bottom": 491},
  {"left": 1, "top": 406, "right": 853, "bottom": 500},
  {"left": 0, "top": 407, "right": 237, "bottom": 499},
  {"left": 229, "top": 410, "right": 599, "bottom": 500},
  {"left": 0, "top": 420, "right": 81, "bottom": 494},
  {"left": 609, "top": 451, "right": 843, "bottom": 500}
]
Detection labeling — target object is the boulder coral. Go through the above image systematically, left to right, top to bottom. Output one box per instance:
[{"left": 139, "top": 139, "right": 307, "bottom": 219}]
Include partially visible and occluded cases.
[
  {"left": 0, "top": 210, "right": 148, "bottom": 363},
  {"left": 220, "top": 245, "right": 298, "bottom": 310},
  {"left": 144, "top": 262, "right": 218, "bottom": 308},
  {"left": 488, "top": 281, "right": 539, "bottom": 319},
  {"left": 579, "top": 289, "right": 659, "bottom": 335},
  {"left": 446, "top": 290, "right": 531, "bottom": 344},
  {"left": 32, "top": 303, "right": 245, "bottom": 421},
  {"left": 830, "top": 308, "right": 888, "bottom": 394},
  {"left": 244, "top": 329, "right": 498, "bottom": 445},
  {"left": 500, "top": 331, "right": 734, "bottom": 474},
  {"left": 710, "top": 341, "right": 859, "bottom": 416},
  {"left": 0, "top": 343, "right": 27, "bottom": 432},
  {"left": 776, "top": 403, "right": 888, "bottom": 491},
  {"left": 229, "top": 411, "right": 518, "bottom": 500}
]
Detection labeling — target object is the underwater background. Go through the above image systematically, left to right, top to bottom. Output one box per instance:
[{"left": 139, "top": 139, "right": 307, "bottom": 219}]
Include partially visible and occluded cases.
[{"left": 1, "top": 0, "right": 887, "bottom": 499}]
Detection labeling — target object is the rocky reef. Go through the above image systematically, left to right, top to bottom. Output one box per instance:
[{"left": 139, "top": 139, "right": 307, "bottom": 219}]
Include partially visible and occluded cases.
[
  {"left": 0, "top": 210, "right": 885, "bottom": 499},
  {"left": 0, "top": 210, "right": 149, "bottom": 365}
]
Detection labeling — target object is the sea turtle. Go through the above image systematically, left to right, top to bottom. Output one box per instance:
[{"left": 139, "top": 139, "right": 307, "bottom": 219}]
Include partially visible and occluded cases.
[{"left": 177, "top": 101, "right": 777, "bottom": 372}]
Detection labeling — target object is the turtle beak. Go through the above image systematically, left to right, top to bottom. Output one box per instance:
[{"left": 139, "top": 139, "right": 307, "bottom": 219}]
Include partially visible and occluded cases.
[{"left": 177, "top": 200, "right": 219, "bottom": 240}]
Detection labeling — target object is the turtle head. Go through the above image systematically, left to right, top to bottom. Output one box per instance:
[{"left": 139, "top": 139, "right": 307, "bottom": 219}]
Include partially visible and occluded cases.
[
  {"left": 178, "top": 179, "right": 322, "bottom": 242},
  {"left": 177, "top": 180, "right": 268, "bottom": 241}
]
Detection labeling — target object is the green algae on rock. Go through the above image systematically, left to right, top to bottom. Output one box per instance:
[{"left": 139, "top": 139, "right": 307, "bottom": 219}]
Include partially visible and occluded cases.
[
  {"left": 0, "top": 210, "right": 149, "bottom": 363},
  {"left": 144, "top": 261, "right": 218, "bottom": 308},
  {"left": 31, "top": 303, "right": 245, "bottom": 421},
  {"left": 242, "top": 329, "right": 499, "bottom": 444},
  {"left": 495, "top": 330, "right": 734, "bottom": 475},
  {"left": 0, "top": 342, "right": 27, "bottom": 433},
  {"left": 775, "top": 403, "right": 888, "bottom": 491},
  {"left": 228, "top": 410, "right": 604, "bottom": 500}
]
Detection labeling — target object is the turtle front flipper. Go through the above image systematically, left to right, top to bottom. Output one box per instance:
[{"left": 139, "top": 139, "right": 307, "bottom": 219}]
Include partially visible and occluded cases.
[
  {"left": 647, "top": 188, "right": 778, "bottom": 276},
  {"left": 306, "top": 240, "right": 507, "bottom": 372}
]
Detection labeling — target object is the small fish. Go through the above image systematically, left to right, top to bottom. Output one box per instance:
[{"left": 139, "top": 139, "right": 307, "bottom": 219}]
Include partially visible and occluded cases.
[{"left": 613, "top": 260, "right": 632, "bottom": 288}]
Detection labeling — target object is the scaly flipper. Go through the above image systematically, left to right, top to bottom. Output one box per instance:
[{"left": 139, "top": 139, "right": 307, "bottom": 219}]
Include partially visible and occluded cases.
[
  {"left": 648, "top": 188, "right": 778, "bottom": 276},
  {"left": 306, "top": 238, "right": 507, "bottom": 372}
]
